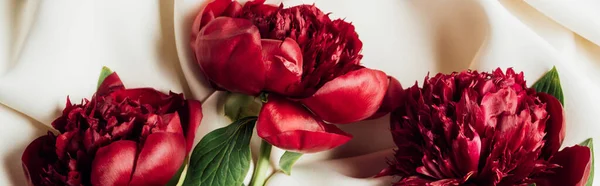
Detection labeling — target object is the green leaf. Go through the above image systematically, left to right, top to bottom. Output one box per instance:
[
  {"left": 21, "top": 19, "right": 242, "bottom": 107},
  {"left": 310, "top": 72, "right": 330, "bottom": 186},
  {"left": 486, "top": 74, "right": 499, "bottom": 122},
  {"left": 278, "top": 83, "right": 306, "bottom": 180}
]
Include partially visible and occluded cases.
[
  {"left": 96, "top": 66, "right": 113, "bottom": 89},
  {"left": 531, "top": 66, "right": 564, "bottom": 105},
  {"left": 224, "top": 92, "right": 261, "bottom": 121},
  {"left": 183, "top": 117, "right": 256, "bottom": 186},
  {"left": 580, "top": 138, "right": 594, "bottom": 186},
  {"left": 279, "top": 151, "right": 303, "bottom": 175},
  {"left": 166, "top": 157, "right": 188, "bottom": 186},
  {"left": 528, "top": 183, "right": 536, "bottom": 186}
]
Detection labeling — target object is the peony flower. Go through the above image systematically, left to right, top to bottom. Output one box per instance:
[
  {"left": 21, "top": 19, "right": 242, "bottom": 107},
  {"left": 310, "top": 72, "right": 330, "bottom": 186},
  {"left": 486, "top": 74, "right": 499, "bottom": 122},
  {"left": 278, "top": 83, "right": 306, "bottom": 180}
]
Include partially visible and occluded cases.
[
  {"left": 191, "top": 0, "right": 401, "bottom": 153},
  {"left": 378, "top": 68, "right": 591, "bottom": 186},
  {"left": 21, "top": 72, "right": 203, "bottom": 186}
]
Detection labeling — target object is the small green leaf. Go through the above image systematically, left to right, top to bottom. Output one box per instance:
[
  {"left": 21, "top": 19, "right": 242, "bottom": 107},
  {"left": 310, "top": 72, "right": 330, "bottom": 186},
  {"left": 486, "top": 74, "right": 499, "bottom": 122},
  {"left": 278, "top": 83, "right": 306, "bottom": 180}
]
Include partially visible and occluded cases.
[
  {"left": 97, "top": 66, "right": 113, "bottom": 89},
  {"left": 531, "top": 66, "right": 564, "bottom": 105},
  {"left": 224, "top": 92, "right": 261, "bottom": 121},
  {"left": 183, "top": 117, "right": 256, "bottom": 186},
  {"left": 580, "top": 138, "right": 594, "bottom": 186},
  {"left": 279, "top": 151, "right": 303, "bottom": 175},
  {"left": 166, "top": 157, "right": 188, "bottom": 186},
  {"left": 528, "top": 183, "right": 536, "bottom": 186}
]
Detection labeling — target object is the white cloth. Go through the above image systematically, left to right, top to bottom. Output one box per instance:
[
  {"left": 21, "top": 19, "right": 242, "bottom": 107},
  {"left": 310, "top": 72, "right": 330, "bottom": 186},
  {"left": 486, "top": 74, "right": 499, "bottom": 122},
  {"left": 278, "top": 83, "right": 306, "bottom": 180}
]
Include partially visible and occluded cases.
[{"left": 1, "top": 0, "right": 600, "bottom": 185}]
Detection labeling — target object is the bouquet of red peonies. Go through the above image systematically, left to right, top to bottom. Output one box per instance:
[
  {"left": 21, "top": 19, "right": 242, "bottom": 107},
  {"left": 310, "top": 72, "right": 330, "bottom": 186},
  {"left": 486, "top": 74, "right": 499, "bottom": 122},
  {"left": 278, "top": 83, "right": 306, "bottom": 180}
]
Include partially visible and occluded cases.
[{"left": 18, "top": 0, "right": 594, "bottom": 185}]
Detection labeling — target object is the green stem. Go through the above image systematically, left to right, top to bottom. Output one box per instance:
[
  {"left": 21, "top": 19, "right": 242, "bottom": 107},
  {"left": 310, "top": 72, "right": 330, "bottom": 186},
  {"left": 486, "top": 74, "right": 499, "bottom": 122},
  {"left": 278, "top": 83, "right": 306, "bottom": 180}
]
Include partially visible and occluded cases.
[{"left": 249, "top": 140, "right": 272, "bottom": 186}]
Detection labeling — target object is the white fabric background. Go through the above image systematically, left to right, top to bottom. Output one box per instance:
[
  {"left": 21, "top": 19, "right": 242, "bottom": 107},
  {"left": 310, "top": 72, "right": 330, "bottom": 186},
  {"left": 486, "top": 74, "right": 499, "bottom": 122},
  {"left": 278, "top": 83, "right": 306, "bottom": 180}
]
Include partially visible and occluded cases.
[{"left": 1, "top": 0, "right": 599, "bottom": 185}]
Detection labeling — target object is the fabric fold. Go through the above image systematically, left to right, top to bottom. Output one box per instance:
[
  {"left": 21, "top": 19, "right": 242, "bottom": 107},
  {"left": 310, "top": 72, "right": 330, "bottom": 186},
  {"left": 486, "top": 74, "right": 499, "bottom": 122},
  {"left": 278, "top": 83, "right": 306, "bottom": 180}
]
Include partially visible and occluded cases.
[{"left": 1, "top": 0, "right": 599, "bottom": 185}]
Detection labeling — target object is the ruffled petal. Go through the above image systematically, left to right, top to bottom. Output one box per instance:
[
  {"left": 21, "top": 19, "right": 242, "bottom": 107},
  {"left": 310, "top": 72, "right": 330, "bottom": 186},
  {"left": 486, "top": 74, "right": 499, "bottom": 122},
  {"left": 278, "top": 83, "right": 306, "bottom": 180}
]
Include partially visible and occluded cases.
[
  {"left": 194, "top": 17, "right": 265, "bottom": 95},
  {"left": 262, "top": 38, "right": 304, "bottom": 96},
  {"left": 301, "top": 68, "right": 388, "bottom": 124},
  {"left": 109, "top": 88, "right": 167, "bottom": 104},
  {"left": 109, "top": 88, "right": 185, "bottom": 114},
  {"left": 538, "top": 92, "right": 565, "bottom": 159},
  {"left": 257, "top": 95, "right": 352, "bottom": 153},
  {"left": 129, "top": 132, "right": 186, "bottom": 186},
  {"left": 91, "top": 140, "right": 137, "bottom": 186}
]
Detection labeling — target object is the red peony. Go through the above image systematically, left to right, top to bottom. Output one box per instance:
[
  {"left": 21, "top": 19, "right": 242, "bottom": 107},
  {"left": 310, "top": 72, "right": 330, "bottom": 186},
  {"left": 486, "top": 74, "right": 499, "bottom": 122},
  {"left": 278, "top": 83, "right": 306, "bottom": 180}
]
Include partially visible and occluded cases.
[
  {"left": 191, "top": 0, "right": 401, "bottom": 153},
  {"left": 379, "top": 68, "right": 591, "bottom": 186},
  {"left": 21, "top": 72, "right": 203, "bottom": 186}
]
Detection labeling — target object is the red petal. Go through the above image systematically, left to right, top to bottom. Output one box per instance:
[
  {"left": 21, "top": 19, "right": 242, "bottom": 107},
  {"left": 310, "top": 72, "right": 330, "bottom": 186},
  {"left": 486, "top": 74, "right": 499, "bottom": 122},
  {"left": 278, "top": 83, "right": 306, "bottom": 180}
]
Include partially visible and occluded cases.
[
  {"left": 193, "top": 0, "right": 234, "bottom": 34},
  {"left": 194, "top": 17, "right": 265, "bottom": 95},
  {"left": 262, "top": 38, "right": 303, "bottom": 96},
  {"left": 301, "top": 68, "right": 388, "bottom": 124},
  {"left": 97, "top": 72, "right": 124, "bottom": 96},
  {"left": 368, "top": 76, "right": 403, "bottom": 119},
  {"left": 110, "top": 88, "right": 168, "bottom": 104},
  {"left": 538, "top": 92, "right": 565, "bottom": 159},
  {"left": 257, "top": 96, "right": 352, "bottom": 153},
  {"left": 180, "top": 100, "right": 203, "bottom": 154},
  {"left": 157, "top": 113, "right": 184, "bottom": 135},
  {"left": 451, "top": 127, "right": 481, "bottom": 176},
  {"left": 262, "top": 130, "right": 352, "bottom": 153},
  {"left": 129, "top": 132, "right": 186, "bottom": 186},
  {"left": 22, "top": 135, "right": 54, "bottom": 186},
  {"left": 91, "top": 140, "right": 137, "bottom": 186},
  {"left": 537, "top": 145, "right": 591, "bottom": 186}
]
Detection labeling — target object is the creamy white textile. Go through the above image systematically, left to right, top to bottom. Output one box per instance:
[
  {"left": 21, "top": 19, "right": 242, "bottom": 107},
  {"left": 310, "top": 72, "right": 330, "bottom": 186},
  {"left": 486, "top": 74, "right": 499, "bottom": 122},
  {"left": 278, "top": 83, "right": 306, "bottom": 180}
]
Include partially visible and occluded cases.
[{"left": 1, "top": 0, "right": 600, "bottom": 185}]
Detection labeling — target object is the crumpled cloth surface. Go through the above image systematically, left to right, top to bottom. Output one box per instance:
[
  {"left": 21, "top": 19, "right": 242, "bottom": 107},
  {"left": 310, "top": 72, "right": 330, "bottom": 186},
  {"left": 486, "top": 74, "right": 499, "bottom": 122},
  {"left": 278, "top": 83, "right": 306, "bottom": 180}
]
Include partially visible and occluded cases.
[{"left": 1, "top": 0, "right": 599, "bottom": 185}]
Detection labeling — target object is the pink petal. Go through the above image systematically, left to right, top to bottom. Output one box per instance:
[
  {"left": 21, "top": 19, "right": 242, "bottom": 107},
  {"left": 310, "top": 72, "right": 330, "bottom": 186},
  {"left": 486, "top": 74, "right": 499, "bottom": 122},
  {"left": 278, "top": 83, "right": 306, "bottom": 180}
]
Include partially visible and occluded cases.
[
  {"left": 194, "top": 17, "right": 265, "bottom": 95},
  {"left": 262, "top": 38, "right": 304, "bottom": 96},
  {"left": 301, "top": 68, "right": 388, "bottom": 124},
  {"left": 97, "top": 72, "right": 124, "bottom": 96},
  {"left": 368, "top": 76, "right": 404, "bottom": 119},
  {"left": 481, "top": 88, "right": 519, "bottom": 129},
  {"left": 538, "top": 92, "right": 565, "bottom": 159},
  {"left": 257, "top": 95, "right": 352, "bottom": 153},
  {"left": 180, "top": 100, "right": 203, "bottom": 154},
  {"left": 451, "top": 127, "right": 481, "bottom": 176},
  {"left": 129, "top": 132, "right": 186, "bottom": 186},
  {"left": 22, "top": 135, "right": 54, "bottom": 186},
  {"left": 91, "top": 140, "right": 137, "bottom": 186}
]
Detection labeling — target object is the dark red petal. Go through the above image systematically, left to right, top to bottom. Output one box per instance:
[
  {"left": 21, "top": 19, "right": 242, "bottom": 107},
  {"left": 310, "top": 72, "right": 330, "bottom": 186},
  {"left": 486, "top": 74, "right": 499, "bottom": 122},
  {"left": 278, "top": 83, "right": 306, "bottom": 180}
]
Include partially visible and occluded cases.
[
  {"left": 194, "top": 17, "right": 265, "bottom": 95},
  {"left": 262, "top": 38, "right": 304, "bottom": 96},
  {"left": 301, "top": 68, "right": 388, "bottom": 124},
  {"left": 97, "top": 72, "right": 125, "bottom": 96},
  {"left": 368, "top": 76, "right": 403, "bottom": 119},
  {"left": 109, "top": 88, "right": 168, "bottom": 105},
  {"left": 538, "top": 92, "right": 565, "bottom": 159},
  {"left": 257, "top": 95, "right": 352, "bottom": 153},
  {"left": 179, "top": 100, "right": 203, "bottom": 154},
  {"left": 129, "top": 132, "right": 186, "bottom": 186},
  {"left": 22, "top": 135, "right": 54, "bottom": 186},
  {"left": 91, "top": 140, "right": 137, "bottom": 186},
  {"left": 537, "top": 145, "right": 591, "bottom": 186}
]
